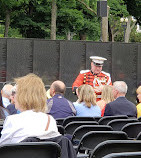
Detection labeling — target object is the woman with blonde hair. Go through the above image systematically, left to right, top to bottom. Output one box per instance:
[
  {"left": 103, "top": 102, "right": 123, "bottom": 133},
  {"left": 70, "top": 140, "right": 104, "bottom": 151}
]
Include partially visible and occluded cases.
[
  {"left": 0, "top": 73, "right": 60, "bottom": 145},
  {"left": 73, "top": 84, "right": 101, "bottom": 116},
  {"left": 97, "top": 85, "right": 114, "bottom": 116},
  {"left": 136, "top": 86, "right": 141, "bottom": 118}
]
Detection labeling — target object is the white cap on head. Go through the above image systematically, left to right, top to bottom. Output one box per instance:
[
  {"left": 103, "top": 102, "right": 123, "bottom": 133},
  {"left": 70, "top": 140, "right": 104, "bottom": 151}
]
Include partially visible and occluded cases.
[{"left": 90, "top": 56, "right": 107, "bottom": 66}]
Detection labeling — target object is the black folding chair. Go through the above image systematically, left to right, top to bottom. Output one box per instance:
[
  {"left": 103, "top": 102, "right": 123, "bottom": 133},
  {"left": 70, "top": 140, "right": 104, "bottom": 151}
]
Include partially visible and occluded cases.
[
  {"left": 98, "top": 115, "right": 128, "bottom": 125},
  {"left": 63, "top": 116, "right": 95, "bottom": 127},
  {"left": 138, "top": 116, "right": 141, "bottom": 122},
  {"left": 93, "top": 117, "right": 102, "bottom": 122},
  {"left": 56, "top": 118, "right": 64, "bottom": 125},
  {"left": 107, "top": 118, "right": 138, "bottom": 131},
  {"left": 64, "top": 121, "right": 98, "bottom": 135},
  {"left": 121, "top": 122, "right": 141, "bottom": 139},
  {"left": 57, "top": 125, "right": 65, "bottom": 135},
  {"left": 72, "top": 125, "right": 113, "bottom": 145},
  {"left": 77, "top": 131, "right": 128, "bottom": 158},
  {"left": 90, "top": 140, "right": 141, "bottom": 158},
  {"left": 0, "top": 142, "right": 61, "bottom": 158},
  {"left": 103, "top": 151, "right": 141, "bottom": 158}
]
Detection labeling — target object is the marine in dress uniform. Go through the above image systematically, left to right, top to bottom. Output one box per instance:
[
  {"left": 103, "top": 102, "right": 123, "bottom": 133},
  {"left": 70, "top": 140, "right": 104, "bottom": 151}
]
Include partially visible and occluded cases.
[{"left": 72, "top": 56, "right": 112, "bottom": 101}]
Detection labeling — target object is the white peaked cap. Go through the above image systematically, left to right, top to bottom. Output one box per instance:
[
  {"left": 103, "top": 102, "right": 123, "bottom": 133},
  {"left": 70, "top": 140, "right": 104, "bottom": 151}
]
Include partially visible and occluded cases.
[{"left": 90, "top": 56, "right": 107, "bottom": 66}]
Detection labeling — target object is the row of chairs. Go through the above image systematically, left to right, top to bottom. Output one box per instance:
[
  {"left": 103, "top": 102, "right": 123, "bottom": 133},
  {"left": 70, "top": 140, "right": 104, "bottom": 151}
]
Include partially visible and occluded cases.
[
  {"left": 56, "top": 115, "right": 141, "bottom": 127},
  {"left": 57, "top": 120, "right": 141, "bottom": 139},
  {"left": 1, "top": 140, "right": 141, "bottom": 158},
  {"left": 0, "top": 142, "right": 61, "bottom": 158}
]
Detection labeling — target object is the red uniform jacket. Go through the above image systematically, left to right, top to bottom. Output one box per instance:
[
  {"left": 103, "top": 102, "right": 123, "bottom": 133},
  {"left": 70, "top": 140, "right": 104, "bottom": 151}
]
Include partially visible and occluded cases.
[{"left": 72, "top": 70, "right": 112, "bottom": 101}]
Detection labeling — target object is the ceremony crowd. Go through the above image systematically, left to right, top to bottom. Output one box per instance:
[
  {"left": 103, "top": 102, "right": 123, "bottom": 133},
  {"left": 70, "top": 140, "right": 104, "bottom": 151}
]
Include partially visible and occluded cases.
[{"left": 0, "top": 56, "right": 141, "bottom": 157}]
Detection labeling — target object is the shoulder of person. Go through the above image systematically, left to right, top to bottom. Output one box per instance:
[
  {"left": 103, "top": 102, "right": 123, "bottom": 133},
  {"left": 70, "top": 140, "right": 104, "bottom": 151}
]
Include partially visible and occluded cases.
[
  {"left": 80, "top": 70, "right": 90, "bottom": 74},
  {"left": 101, "top": 71, "right": 111, "bottom": 77}
]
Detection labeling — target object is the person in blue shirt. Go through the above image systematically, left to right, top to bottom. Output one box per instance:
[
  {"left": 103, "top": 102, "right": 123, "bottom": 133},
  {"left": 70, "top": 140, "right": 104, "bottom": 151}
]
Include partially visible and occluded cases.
[
  {"left": 47, "top": 80, "right": 76, "bottom": 119},
  {"left": 73, "top": 84, "right": 101, "bottom": 117}
]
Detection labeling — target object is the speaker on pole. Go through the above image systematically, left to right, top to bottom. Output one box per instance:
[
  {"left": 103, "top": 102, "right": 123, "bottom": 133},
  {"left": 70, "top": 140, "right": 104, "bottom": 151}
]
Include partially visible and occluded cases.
[{"left": 97, "top": 0, "right": 107, "bottom": 17}]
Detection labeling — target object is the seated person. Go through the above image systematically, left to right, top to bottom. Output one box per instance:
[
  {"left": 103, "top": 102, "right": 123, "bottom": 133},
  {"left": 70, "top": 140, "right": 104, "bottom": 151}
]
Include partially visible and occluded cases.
[
  {"left": 0, "top": 74, "right": 60, "bottom": 145},
  {"left": 47, "top": 80, "right": 76, "bottom": 119},
  {"left": 104, "top": 81, "right": 137, "bottom": 117},
  {"left": 1, "top": 84, "right": 13, "bottom": 108},
  {"left": 73, "top": 84, "right": 101, "bottom": 117},
  {"left": 7, "top": 85, "right": 18, "bottom": 115},
  {"left": 97, "top": 85, "right": 114, "bottom": 117},
  {"left": 136, "top": 86, "right": 141, "bottom": 118}
]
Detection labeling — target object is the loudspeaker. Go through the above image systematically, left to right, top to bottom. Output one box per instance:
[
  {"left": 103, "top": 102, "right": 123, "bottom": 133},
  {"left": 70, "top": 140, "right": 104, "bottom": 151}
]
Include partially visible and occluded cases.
[{"left": 97, "top": 1, "right": 107, "bottom": 17}]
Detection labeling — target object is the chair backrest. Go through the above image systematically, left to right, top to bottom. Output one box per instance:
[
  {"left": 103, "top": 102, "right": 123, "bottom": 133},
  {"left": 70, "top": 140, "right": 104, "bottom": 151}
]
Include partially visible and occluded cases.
[
  {"left": 98, "top": 115, "right": 128, "bottom": 125},
  {"left": 63, "top": 116, "right": 95, "bottom": 127},
  {"left": 138, "top": 116, "right": 141, "bottom": 122},
  {"left": 93, "top": 117, "right": 102, "bottom": 122},
  {"left": 56, "top": 118, "right": 64, "bottom": 125},
  {"left": 107, "top": 119, "right": 138, "bottom": 131},
  {"left": 64, "top": 121, "right": 98, "bottom": 135},
  {"left": 121, "top": 122, "right": 141, "bottom": 139},
  {"left": 57, "top": 125, "right": 65, "bottom": 135},
  {"left": 72, "top": 125, "right": 113, "bottom": 143},
  {"left": 77, "top": 131, "right": 128, "bottom": 154},
  {"left": 137, "top": 132, "right": 141, "bottom": 140},
  {"left": 90, "top": 140, "right": 141, "bottom": 158},
  {"left": 0, "top": 142, "right": 61, "bottom": 158},
  {"left": 103, "top": 151, "right": 141, "bottom": 158}
]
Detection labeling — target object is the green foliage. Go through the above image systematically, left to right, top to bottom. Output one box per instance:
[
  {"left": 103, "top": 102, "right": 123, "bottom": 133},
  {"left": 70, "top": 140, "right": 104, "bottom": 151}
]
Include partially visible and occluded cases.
[
  {"left": 0, "top": 0, "right": 139, "bottom": 41},
  {"left": 10, "top": 0, "right": 51, "bottom": 38},
  {"left": 123, "top": 0, "right": 141, "bottom": 24},
  {"left": 0, "top": 24, "right": 22, "bottom": 37},
  {"left": 130, "top": 28, "right": 141, "bottom": 42}
]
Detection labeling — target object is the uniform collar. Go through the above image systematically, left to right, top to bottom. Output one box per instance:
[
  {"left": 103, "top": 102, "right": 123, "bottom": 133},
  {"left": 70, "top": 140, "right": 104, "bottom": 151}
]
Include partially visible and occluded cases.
[{"left": 91, "top": 70, "right": 101, "bottom": 75}]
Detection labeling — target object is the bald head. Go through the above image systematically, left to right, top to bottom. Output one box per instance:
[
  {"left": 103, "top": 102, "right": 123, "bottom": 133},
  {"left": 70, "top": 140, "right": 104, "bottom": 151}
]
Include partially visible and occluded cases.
[
  {"left": 50, "top": 80, "right": 66, "bottom": 96},
  {"left": 2, "top": 84, "right": 13, "bottom": 99}
]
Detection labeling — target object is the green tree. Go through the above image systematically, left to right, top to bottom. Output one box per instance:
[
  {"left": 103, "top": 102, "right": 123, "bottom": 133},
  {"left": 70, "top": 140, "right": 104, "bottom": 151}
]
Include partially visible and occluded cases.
[
  {"left": 0, "top": 0, "right": 28, "bottom": 37},
  {"left": 10, "top": 0, "right": 51, "bottom": 38},
  {"left": 108, "top": 0, "right": 129, "bottom": 42},
  {"left": 124, "top": 0, "right": 141, "bottom": 25}
]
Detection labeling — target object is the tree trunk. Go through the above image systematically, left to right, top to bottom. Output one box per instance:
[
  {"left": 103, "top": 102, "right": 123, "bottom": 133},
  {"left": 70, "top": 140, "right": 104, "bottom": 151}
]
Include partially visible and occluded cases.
[
  {"left": 51, "top": 0, "right": 57, "bottom": 40},
  {"left": 4, "top": 10, "right": 10, "bottom": 37},
  {"left": 125, "top": 16, "right": 132, "bottom": 43},
  {"left": 108, "top": 21, "right": 112, "bottom": 41},
  {"left": 67, "top": 31, "right": 71, "bottom": 40},
  {"left": 79, "top": 33, "right": 86, "bottom": 40}
]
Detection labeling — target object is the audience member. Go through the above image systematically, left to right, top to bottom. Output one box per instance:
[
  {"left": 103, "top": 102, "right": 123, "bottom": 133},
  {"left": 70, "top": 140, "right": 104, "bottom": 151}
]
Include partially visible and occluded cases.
[
  {"left": 0, "top": 74, "right": 60, "bottom": 145},
  {"left": 47, "top": 80, "right": 76, "bottom": 119},
  {"left": 104, "top": 81, "right": 137, "bottom": 117},
  {"left": 136, "top": 81, "right": 141, "bottom": 103},
  {"left": 0, "top": 84, "right": 13, "bottom": 119},
  {"left": 1, "top": 84, "right": 13, "bottom": 108},
  {"left": 73, "top": 84, "right": 101, "bottom": 117},
  {"left": 6, "top": 85, "right": 18, "bottom": 115},
  {"left": 73, "top": 85, "right": 84, "bottom": 103},
  {"left": 97, "top": 85, "right": 114, "bottom": 116},
  {"left": 136, "top": 86, "right": 141, "bottom": 118},
  {"left": 46, "top": 89, "right": 52, "bottom": 100}
]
